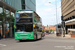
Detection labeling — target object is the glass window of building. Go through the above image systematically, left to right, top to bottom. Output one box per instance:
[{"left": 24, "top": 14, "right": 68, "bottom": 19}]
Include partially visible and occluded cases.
[
  {"left": 3, "top": 0, "right": 4, "bottom": 1},
  {"left": 5, "top": 0, "right": 7, "bottom": 2},
  {"left": 7, "top": 0, "right": 9, "bottom": 4},
  {"left": 21, "top": 0, "right": 25, "bottom": 4},
  {"left": 21, "top": 0, "right": 25, "bottom": 9},
  {"left": 25, "top": 0, "right": 36, "bottom": 11},
  {"left": 9, "top": 1, "right": 11, "bottom": 5},
  {"left": 22, "top": 5, "right": 25, "bottom": 9},
  {"left": 0, "top": 7, "right": 3, "bottom": 13},
  {"left": 5, "top": 9, "right": 10, "bottom": 17},
  {"left": 11, "top": 12, "right": 15, "bottom": 17},
  {"left": 5, "top": 24, "right": 9, "bottom": 29}
]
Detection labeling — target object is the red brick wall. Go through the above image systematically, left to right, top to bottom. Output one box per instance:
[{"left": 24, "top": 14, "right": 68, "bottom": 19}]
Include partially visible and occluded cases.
[
  {"left": 45, "top": 25, "right": 56, "bottom": 31},
  {"left": 50, "top": 26, "right": 56, "bottom": 30},
  {"left": 71, "top": 34, "right": 75, "bottom": 38}
]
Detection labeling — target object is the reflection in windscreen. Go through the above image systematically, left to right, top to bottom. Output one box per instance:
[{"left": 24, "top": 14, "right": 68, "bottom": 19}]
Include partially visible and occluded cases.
[
  {"left": 15, "top": 11, "right": 33, "bottom": 32},
  {"left": 16, "top": 12, "right": 33, "bottom": 23},
  {"left": 16, "top": 13, "right": 33, "bottom": 18},
  {"left": 20, "top": 13, "right": 32, "bottom": 17},
  {"left": 16, "top": 18, "right": 32, "bottom": 23},
  {"left": 16, "top": 24, "right": 33, "bottom": 32}
]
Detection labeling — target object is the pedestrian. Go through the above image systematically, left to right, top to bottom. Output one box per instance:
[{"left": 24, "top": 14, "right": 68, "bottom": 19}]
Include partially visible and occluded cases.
[
  {"left": 65, "top": 31, "right": 66, "bottom": 34},
  {"left": 44, "top": 32, "right": 46, "bottom": 35},
  {"left": 0, "top": 33, "right": 1, "bottom": 40}
]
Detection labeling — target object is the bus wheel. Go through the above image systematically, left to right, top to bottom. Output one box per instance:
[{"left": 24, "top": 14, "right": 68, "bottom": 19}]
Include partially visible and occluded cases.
[
  {"left": 40, "top": 34, "right": 42, "bottom": 39},
  {"left": 34, "top": 35, "right": 37, "bottom": 40},
  {"left": 19, "top": 40, "right": 22, "bottom": 42}
]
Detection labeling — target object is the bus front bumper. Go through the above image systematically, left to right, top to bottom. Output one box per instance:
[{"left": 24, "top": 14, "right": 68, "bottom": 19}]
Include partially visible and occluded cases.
[{"left": 15, "top": 32, "right": 34, "bottom": 40}]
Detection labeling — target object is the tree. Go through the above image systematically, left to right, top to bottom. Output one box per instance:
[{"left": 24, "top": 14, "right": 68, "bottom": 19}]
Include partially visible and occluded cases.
[
  {"left": 0, "top": 11, "right": 14, "bottom": 38},
  {"left": 0, "top": 12, "right": 6, "bottom": 38},
  {"left": 7, "top": 15, "right": 14, "bottom": 38}
]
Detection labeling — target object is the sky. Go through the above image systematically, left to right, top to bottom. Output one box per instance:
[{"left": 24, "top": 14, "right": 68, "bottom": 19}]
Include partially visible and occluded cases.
[{"left": 36, "top": 0, "right": 61, "bottom": 26}]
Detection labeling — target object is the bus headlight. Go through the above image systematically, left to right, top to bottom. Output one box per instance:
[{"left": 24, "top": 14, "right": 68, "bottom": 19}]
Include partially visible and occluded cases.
[
  {"left": 15, "top": 34, "right": 19, "bottom": 37},
  {"left": 15, "top": 34, "right": 17, "bottom": 36}
]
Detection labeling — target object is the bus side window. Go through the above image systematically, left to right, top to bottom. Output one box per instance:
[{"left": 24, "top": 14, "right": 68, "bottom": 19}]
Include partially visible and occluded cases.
[
  {"left": 40, "top": 18, "right": 42, "bottom": 23},
  {"left": 37, "top": 27, "right": 42, "bottom": 32}
]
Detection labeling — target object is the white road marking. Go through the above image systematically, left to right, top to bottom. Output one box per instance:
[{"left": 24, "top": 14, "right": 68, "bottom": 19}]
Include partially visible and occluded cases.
[{"left": 0, "top": 44, "right": 7, "bottom": 47}]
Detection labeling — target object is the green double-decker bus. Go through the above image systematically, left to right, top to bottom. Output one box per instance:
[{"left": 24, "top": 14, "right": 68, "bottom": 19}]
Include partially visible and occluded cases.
[{"left": 14, "top": 10, "right": 43, "bottom": 41}]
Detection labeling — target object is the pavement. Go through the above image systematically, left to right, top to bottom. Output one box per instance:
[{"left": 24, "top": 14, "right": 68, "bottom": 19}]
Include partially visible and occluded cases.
[
  {"left": 52, "top": 33, "right": 75, "bottom": 39},
  {"left": 0, "top": 34, "right": 75, "bottom": 50}
]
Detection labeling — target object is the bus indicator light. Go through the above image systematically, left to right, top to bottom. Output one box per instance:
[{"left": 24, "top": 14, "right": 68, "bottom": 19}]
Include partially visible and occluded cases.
[{"left": 33, "top": 25, "right": 35, "bottom": 28}]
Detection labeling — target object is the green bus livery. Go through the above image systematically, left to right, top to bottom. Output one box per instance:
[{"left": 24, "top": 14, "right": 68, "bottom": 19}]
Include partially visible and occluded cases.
[{"left": 14, "top": 10, "right": 43, "bottom": 41}]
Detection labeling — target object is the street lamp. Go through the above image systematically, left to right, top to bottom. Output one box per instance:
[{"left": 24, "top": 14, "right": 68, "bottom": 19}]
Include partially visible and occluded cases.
[
  {"left": 49, "top": 0, "right": 58, "bottom": 34},
  {"left": 49, "top": 0, "right": 64, "bottom": 37}
]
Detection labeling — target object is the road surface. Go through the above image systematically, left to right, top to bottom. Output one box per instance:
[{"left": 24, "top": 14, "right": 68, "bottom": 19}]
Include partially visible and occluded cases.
[{"left": 0, "top": 34, "right": 75, "bottom": 50}]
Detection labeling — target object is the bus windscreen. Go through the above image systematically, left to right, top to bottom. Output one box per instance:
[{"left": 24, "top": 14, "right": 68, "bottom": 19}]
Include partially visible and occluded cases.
[
  {"left": 15, "top": 10, "right": 33, "bottom": 32},
  {"left": 16, "top": 11, "right": 33, "bottom": 18},
  {"left": 16, "top": 11, "right": 33, "bottom": 23},
  {"left": 16, "top": 18, "right": 32, "bottom": 23},
  {"left": 15, "top": 24, "right": 33, "bottom": 32}
]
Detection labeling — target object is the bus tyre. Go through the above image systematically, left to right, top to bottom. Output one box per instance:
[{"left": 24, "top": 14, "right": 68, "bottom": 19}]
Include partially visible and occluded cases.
[
  {"left": 40, "top": 34, "right": 42, "bottom": 39},
  {"left": 34, "top": 35, "right": 37, "bottom": 40},
  {"left": 19, "top": 40, "right": 22, "bottom": 42}
]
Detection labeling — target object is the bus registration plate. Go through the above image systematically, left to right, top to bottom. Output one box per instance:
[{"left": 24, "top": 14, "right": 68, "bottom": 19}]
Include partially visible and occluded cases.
[{"left": 22, "top": 38, "right": 26, "bottom": 40}]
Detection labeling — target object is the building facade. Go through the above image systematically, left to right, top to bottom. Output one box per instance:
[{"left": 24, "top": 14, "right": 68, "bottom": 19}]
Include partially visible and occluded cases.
[
  {"left": 0, "top": 0, "right": 36, "bottom": 38},
  {"left": 0, "top": 0, "right": 36, "bottom": 12},
  {"left": 25, "top": 0, "right": 36, "bottom": 11},
  {"left": 61, "top": 0, "right": 75, "bottom": 37},
  {"left": 45, "top": 25, "right": 55, "bottom": 31}
]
